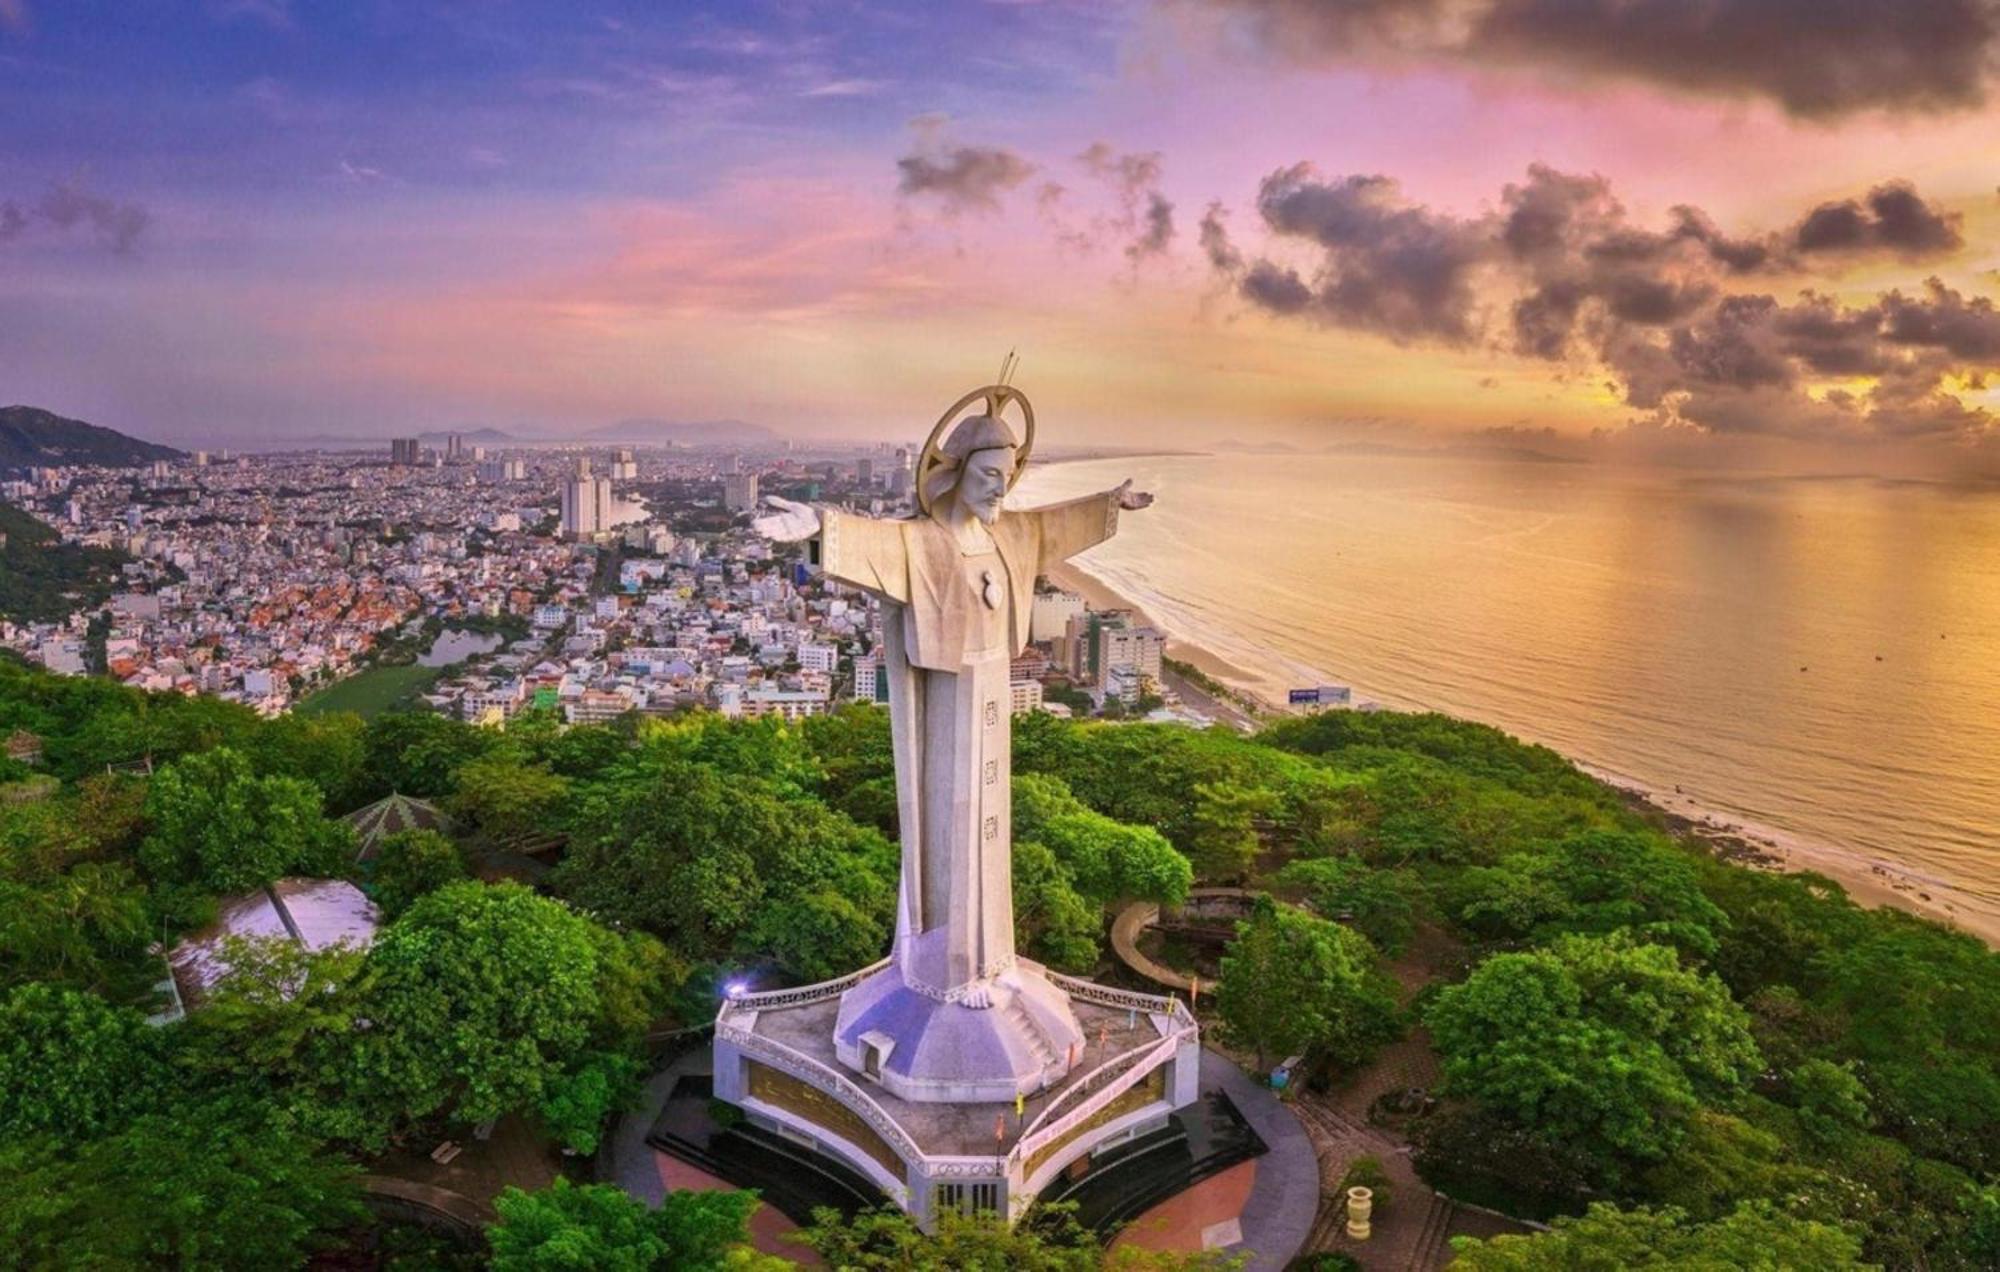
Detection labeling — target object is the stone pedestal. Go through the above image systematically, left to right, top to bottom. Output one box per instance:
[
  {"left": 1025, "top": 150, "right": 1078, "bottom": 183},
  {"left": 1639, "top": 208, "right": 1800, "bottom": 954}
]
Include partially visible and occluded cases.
[{"left": 715, "top": 965, "right": 1199, "bottom": 1230}]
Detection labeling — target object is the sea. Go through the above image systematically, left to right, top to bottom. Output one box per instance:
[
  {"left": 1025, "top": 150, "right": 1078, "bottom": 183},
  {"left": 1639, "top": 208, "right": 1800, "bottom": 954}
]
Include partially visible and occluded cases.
[{"left": 1015, "top": 451, "right": 2000, "bottom": 932}]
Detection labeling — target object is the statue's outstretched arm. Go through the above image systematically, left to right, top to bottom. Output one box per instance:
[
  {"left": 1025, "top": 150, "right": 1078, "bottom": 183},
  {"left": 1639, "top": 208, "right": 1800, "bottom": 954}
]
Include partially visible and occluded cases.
[
  {"left": 1028, "top": 479, "right": 1152, "bottom": 568},
  {"left": 751, "top": 495, "right": 821, "bottom": 542}
]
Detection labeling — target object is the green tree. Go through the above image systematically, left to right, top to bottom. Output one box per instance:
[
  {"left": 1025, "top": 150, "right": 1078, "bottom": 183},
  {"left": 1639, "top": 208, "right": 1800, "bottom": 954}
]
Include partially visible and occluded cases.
[
  {"left": 362, "top": 709, "right": 497, "bottom": 799},
  {"left": 250, "top": 710, "right": 369, "bottom": 811},
  {"left": 139, "top": 746, "right": 353, "bottom": 895},
  {"left": 448, "top": 754, "right": 571, "bottom": 840},
  {"left": 1014, "top": 773, "right": 1192, "bottom": 907},
  {"left": 1185, "top": 781, "right": 1269, "bottom": 881},
  {"left": 368, "top": 827, "right": 467, "bottom": 918},
  {"left": 1012, "top": 838, "right": 1105, "bottom": 972},
  {"left": 1277, "top": 855, "right": 1423, "bottom": 955},
  {"left": 0, "top": 861, "right": 152, "bottom": 996},
  {"left": 350, "top": 882, "right": 608, "bottom": 1132},
  {"left": 742, "top": 889, "right": 887, "bottom": 984},
  {"left": 1214, "top": 897, "right": 1399, "bottom": 1071},
  {"left": 1425, "top": 934, "right": 1760, "bottom": 1171},
  {"left": 179, "top": 935, "right": 367, "bottom": 1093},
  {"left": 0, "top": 983, "right": 167, "bottom": 1147},
  {"left": 539, "top": 1051, "right": 643, "bottom": 1155},
  {"left": 1789, "top": 1058, "right": 1872, "bottom": 1147},
  {"left": 0, "top": 1094, "right": 364, "bottom": 1269},
  {"left": 488, "top": 1178, "right": 770, "bottom": 1272},
  {"left": 1446, "top": 1200, "right": 1869, "bottom": 1270},
  {"left": 799, "top": 1202, "right": 1238, "bottom": 1270}
]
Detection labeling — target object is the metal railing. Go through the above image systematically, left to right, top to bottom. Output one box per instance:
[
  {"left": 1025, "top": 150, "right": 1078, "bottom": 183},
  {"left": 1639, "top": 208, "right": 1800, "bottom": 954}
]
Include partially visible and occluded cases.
[
  {"left": 722, "top": 958, "right": 890, "bottom": 1014},
  {"left": 1043, "top": 969, "right": 1196, "bottom": 1030},
  {"left": 1010, "top": 1023, "right": 1194, "bottom": 1172}
]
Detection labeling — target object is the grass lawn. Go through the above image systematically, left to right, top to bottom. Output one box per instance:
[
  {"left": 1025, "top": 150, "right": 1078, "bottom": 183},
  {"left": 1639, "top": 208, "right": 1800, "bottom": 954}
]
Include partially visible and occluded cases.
[{"left": 296, "top": 663, "right": 442, "bottom": 718}]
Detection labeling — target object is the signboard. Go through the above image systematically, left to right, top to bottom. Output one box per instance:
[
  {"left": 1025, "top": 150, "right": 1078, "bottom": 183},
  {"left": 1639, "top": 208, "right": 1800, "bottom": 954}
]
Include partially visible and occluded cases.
[{"left": 1290, "top": 686, "right": 1354, "bottom": 707}]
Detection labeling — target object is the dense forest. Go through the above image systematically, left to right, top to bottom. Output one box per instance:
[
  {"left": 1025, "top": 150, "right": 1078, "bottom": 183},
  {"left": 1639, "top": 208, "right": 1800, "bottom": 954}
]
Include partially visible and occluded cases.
[{"left": 1, "top": 652, "right": 1994, "bottom": 1268}]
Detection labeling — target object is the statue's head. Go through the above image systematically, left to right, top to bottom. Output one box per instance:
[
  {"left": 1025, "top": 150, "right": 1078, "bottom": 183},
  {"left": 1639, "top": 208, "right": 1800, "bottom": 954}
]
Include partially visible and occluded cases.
[{"left": 923, "top": 413, "right": 1020, "bottom": 526}]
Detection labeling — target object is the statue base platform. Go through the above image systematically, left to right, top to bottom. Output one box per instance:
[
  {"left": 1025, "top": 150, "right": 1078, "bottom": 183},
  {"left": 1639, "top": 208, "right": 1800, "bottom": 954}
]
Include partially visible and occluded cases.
[{"left": 713, "top": 960, "right": 1200, "bottom": 1229}]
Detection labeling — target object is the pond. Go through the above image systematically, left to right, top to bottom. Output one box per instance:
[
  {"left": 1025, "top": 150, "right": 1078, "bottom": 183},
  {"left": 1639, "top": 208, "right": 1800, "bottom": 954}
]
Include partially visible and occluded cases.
[{"left": 419, "top": 627, "right": 503, "bottom": 667}]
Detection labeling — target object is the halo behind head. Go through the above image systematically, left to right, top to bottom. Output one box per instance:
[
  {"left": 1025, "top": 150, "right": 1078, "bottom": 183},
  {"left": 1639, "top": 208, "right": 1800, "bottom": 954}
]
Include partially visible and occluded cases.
[{"left": 917, "top": 384, "right": 1036, "bottom": 516}]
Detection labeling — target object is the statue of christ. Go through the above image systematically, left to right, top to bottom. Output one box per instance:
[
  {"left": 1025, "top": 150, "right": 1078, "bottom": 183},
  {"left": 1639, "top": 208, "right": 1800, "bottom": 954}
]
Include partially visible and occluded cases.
[{"left": 754, "top": 384, "right": 1152, "bottom": 1101}]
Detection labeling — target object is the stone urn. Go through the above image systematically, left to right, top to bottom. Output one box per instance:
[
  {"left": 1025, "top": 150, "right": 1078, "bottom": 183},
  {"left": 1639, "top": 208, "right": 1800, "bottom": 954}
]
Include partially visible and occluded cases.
[{"left": 1345, "top": 1186, "right": 1373, "bottom": 1240}]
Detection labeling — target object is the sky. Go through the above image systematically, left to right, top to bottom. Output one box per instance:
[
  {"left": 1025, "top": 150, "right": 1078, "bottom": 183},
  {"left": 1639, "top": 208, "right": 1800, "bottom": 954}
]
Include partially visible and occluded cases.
[{"left": 4, "top": 0, "right": 2000, "bottom": 474}]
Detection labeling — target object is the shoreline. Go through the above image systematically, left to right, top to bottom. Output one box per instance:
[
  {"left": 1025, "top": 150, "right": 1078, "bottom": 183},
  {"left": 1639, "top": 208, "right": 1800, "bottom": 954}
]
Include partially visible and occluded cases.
[{"left": 1045, "top": 556, "right": 2000, "bottom": 953}]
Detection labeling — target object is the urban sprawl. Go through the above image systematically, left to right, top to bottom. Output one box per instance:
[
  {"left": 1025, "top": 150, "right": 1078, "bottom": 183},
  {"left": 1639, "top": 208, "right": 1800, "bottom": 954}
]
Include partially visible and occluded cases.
[{"left": 1, "top": 438, "right": 1201, "bottom": 730}]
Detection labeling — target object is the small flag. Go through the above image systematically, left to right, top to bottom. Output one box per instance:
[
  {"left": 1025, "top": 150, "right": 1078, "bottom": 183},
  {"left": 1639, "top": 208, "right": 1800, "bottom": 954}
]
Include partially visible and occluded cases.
[
  {"left": 1190, "top": 978, "right": 1200, "bottom": 1006},
  {"left": 1127, "top": 1007, "right": 1136, "bottom": 1031},
  {"left": 1098, "top": 1022, "right": 1108, "bottom": 1049},
  {"left": 1015, "top": 1092, "right": 1025, "bottom": 1119},
  {"left": 994, "top": 1114, "right": 1006, "bottom": 1145}
]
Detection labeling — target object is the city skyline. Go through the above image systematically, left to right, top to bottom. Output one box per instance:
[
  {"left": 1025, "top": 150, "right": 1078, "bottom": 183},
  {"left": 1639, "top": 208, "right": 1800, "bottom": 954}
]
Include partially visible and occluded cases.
[{"left": 3, "top": 2, "right": 2000, "bottom": 476}]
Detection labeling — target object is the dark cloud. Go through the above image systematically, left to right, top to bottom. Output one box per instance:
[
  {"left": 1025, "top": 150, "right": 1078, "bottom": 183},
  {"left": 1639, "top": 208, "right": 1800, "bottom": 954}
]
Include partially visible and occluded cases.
[
  {"left": 1195, "top": 0, "right": 2000, "bottom": 118},
  {"left": 1075, "top": 142, "right": 1176, "bottom": 264},
  {"left": 1079, "top": 142, "right": 1164, "bottom": 199},
  {"left": 895, "top": 145, "right": 1036, "bottom": 215},
  {"left": 1210, "top": 161, "right": 1997, "bottom": 444},
  {"left": 1247, "top": 164, "right": 1490, "bottom": 343},
  {"left": 0, "top": 182, "right": 150, "bottom": 254},
  {"left": 1793, "top": 182, "right": 1963, "bottom": 257},
  {"left": 1127, "top": 191, "right": 1176, "bottom": 261},
  {"left": 1198, "top": 201, "right": 1243, "bottom": 272},
  {"left": 1240, "top": 260, "right": 1313, "bottom": 313},
  {"left": 1879, "top": 279, "right": 2000, "bottom": 358}
]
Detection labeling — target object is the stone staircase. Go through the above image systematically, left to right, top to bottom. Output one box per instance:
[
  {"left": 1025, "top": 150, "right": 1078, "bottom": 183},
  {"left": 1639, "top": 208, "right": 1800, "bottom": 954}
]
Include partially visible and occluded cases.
[
  {"left": 1003, "top": 996, "right": 1061, "bottom": 1077},
  {"left": 1407, "top": 1193, "right": 1455, "bottom": 1270}
]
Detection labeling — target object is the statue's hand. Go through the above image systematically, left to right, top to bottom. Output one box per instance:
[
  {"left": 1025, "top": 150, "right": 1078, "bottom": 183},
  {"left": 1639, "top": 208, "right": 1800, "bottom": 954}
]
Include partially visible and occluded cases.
[
  {"left": 1115, "top": 479, "right": 1154, "bottom": 512},
  {"left": 751, "top": 495, "right": 821, "bottom": 542}
]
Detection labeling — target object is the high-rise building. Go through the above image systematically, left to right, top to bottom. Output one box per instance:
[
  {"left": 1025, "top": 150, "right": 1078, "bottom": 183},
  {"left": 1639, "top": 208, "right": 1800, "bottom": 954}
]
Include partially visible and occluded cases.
[
  {"left": 445, "top": 434, "right": 463, "bottom": 461},
  {"left": 390, "top": 438, "right": 421, "bottom": 465},
  {"left": 889, "top": 447, "right": 913, "bottom": 498},
  {"left": 610, "top": 448, "right": 638, "bottom": 480},
  {"left": 561, "top": 457, "right": 614, "bottom": 540},
  {"left": 856, "top": 457, "right": 874, "bottom": 487},
  {"left": 722, "top": 471, "right": 759, "bottom": 513},
  {"left": 1030, "top": 590, "right": 1085, "bottom": 643},
  {"left": 1086, "top": 611, "right": 1164, "bottom": 686}
]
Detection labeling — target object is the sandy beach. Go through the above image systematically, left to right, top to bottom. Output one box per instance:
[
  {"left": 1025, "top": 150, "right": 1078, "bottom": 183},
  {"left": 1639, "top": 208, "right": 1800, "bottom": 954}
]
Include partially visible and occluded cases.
[{"left": 1045, "top": 556, "right": 2000, "bottom": 953}]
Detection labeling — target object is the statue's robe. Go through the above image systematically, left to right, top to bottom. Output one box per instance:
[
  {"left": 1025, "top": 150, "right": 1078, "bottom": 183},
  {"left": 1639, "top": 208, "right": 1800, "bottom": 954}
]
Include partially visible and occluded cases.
[{"left": 815, "top": 491, "right": 1120, "bottom": 998}]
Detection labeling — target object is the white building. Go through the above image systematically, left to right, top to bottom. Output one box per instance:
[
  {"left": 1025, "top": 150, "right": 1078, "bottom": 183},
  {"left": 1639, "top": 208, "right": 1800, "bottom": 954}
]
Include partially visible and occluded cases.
[
  {"left": 561, "top": 458, "right": 615, "bottom": 540},
  {"left": 1030, "top": 590, "right": 1085, "bottom": 643},
  {"left": 798, "top": 641, "right": 839, "bottom": 674},
  {"left": 1009, "top": 679, "right": 1044, "bottom": 715},
  {"left": 741, "top": 687, "right": 828, "bottom": 720}
]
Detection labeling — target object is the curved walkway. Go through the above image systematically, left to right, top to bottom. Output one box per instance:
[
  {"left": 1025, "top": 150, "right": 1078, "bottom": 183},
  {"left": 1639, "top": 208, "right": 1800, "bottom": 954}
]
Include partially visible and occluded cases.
[
  {"left": 1110, "top": 888, "right": 1260, "bottom": 996},
  {"left": 1111, "top": 1048, "right": 1316, "bottom": 1272}
]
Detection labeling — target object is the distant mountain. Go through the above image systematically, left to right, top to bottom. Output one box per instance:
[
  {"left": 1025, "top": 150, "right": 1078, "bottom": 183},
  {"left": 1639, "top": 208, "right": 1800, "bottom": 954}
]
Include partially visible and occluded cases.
[
  {"left": 0, "top": 406, "right": 184, "bottom": 470},
  {"left": 583, "top": 418, "right": 783, "bottom": 447}
]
